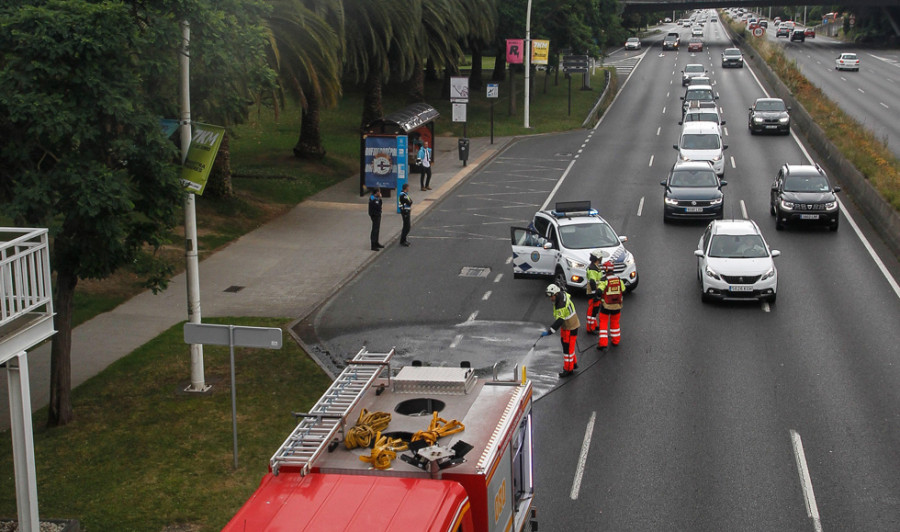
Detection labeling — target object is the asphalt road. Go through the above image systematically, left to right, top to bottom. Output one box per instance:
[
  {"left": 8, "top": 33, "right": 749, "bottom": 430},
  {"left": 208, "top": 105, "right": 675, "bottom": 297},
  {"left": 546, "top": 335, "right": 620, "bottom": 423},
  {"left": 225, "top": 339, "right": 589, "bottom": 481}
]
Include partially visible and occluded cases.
[{"left": 299, "top": 18, "right": 900, "bottom": 532}]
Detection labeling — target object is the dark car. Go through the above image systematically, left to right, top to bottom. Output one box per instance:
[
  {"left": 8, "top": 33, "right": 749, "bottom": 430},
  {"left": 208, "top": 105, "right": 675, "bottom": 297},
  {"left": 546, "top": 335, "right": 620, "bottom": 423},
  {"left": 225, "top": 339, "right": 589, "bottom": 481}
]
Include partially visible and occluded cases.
[
  {"left": 790, "top": 28, "right": 806, "bottom": 42},
  {"left": 663, "top": 32, "right": 680, "bottom": 50},
  {"left": 721, "top": 48, "right": 744, "bottom": 68},
  {"left": 682, "top": 85, "right": 717, "bottom": 117},
  {"left": 748, "top": 97, "right": 790, "bottom": 135},
  {"left": 662, "top": 161, "right": 727, "bottom": 223},
  {"left": 770, "top": 164, "right": 840, "bottom": 231}
]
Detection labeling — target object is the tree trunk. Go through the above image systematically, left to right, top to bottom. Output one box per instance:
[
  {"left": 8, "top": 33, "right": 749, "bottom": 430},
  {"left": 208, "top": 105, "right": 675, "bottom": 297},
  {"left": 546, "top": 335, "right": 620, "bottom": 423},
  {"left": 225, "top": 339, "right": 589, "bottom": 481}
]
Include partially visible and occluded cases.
[
  {"left": 470, "top": 44, "right": 484, "bottom": 91},
  {"left": 492, "top": 47, "right": 506, "bottom": 81},
  {"left": 425, "top": 57, "right": 439, "bottom": 82},
  {"left": 406, "top": 58, "right": 425, "bottom": 104},
  {"left": 361, "top": 69, "right": 384, "bottom": 130},
  {"left": 293, "top": 89, "right": 326, "bottom": 160},
  {"left": 204, "top": 132, "right": 233, "bottom": 198},
  {"left": 48, "top": 268, "right": 77, "bottom": 427}
]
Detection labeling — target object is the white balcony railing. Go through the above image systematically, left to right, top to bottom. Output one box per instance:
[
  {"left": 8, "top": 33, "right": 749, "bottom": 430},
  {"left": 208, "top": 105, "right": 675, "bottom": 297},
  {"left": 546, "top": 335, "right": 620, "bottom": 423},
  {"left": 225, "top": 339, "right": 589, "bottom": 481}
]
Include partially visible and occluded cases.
[{"left": 1, "top": 227, "right": 54, "bottom": 332}]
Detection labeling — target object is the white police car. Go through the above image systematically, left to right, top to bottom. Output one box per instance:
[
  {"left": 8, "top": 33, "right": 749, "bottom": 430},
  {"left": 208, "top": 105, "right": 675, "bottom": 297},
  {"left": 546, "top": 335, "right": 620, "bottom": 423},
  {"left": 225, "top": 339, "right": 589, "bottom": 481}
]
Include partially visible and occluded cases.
[{"left": 510, "top": 201, "right": 639, "bottom": 291}]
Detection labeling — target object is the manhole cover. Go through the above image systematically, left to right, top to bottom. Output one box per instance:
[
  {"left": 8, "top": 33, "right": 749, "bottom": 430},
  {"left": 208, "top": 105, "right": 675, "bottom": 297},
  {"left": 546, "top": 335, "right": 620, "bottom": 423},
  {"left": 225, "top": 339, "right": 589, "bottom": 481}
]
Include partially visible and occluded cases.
[
  {"left": 459, "top": 267, "right": 491, "bottom": 278},
  {"left": 223, "top": 285, "right": 245, "bottom": 293}
]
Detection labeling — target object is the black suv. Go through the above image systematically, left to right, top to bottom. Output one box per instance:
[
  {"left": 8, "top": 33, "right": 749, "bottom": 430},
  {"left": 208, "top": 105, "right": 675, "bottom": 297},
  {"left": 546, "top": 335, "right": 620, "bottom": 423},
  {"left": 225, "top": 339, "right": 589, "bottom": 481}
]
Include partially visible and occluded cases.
[
  {"left": 790, "top": 28, "right": 806, "bottom": 42},
  {"left": 663, "top": 32, "right": 680, "bottom": 50},
  {"left": 748, "top": 97, "right": 790, "bottom": 135},
  {"left": 770, "top": 164, "right": 840, "bottom": 231}
]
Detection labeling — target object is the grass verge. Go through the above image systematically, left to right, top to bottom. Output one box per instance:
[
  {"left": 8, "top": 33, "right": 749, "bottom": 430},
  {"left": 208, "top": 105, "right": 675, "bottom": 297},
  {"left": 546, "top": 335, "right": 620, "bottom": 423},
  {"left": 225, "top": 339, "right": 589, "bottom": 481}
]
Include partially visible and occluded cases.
[{"left": 0, "top": 317, "right": 332, "bottom": 531}]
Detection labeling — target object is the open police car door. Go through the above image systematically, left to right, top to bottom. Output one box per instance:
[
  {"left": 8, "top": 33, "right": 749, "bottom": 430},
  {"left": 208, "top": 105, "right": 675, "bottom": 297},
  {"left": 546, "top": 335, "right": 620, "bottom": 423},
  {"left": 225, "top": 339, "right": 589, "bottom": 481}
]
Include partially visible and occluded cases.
[{"left": 510, "top": 227, "right": 556, "bottom": 278}]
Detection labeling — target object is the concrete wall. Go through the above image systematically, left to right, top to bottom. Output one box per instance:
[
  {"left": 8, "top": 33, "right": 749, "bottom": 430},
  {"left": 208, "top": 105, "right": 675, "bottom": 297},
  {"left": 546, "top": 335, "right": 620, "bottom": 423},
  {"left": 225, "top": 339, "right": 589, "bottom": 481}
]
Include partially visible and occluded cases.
[{"left": 730, "top": 31, "right": 900, "bottom": 259}]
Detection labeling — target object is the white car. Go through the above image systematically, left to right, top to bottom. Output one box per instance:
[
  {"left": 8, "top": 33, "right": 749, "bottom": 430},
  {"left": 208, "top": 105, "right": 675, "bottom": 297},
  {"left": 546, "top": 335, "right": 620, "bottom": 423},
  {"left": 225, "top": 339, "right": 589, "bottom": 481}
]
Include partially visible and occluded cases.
[
  {"left": 691, "top": 26, "right": 704, "bottom": 36},
  {"left": 625, "top": 37, "right": 641, "bottom": 50},
  {"left": 835, "top": 53, "right": 860, "bottom": 71},
  {"left": 675, "top": 121, "right": 728, "bottom": 177},
  {"left": 510, "top": 201, "right": 638, "bottom": 292},
  {"left": 695, "top": 219, "right": 780, "bottom": 303}
]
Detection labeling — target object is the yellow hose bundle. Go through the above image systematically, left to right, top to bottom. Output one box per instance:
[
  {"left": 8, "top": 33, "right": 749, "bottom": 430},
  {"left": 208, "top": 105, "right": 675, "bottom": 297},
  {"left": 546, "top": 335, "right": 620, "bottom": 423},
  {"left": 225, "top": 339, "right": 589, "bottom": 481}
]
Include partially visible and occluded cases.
[
  {"left": 344, "top": 409, "right": 392, "bottom": 449},
  {"left": 411, "top": 411, "right": 465, "bottom": 446},
  {"left": 359, "top": 433, "right": 408, "bottom": 470}
]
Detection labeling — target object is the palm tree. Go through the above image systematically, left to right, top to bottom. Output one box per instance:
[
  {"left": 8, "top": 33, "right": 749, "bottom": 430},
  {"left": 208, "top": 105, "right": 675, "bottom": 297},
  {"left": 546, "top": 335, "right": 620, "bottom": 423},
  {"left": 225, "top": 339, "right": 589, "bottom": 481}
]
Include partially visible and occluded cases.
[{"left": 264, "top": 0, "right": 343, "bottom": 160}]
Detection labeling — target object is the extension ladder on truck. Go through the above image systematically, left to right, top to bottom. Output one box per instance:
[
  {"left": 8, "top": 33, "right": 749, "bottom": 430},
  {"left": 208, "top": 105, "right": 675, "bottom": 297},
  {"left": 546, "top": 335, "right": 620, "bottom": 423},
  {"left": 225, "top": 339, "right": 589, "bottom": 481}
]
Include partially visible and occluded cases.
[{"left": 269, "top": 347, "right": 394, "bottom": 475}]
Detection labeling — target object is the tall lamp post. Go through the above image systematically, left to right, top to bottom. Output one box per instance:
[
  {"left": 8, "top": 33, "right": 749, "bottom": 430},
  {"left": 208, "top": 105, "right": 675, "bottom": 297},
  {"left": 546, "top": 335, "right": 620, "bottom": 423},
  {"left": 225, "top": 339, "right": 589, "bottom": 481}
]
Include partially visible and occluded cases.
[{"left": 524, "top": 0, "right": 533, "bottom": 128}]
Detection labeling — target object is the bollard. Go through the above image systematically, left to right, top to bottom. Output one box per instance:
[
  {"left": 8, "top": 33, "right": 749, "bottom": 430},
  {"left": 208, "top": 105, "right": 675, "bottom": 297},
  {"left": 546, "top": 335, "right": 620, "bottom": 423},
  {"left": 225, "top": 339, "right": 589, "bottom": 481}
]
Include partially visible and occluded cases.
[{"left": 458, "top": 138, "right": 470, "bottom": 167}]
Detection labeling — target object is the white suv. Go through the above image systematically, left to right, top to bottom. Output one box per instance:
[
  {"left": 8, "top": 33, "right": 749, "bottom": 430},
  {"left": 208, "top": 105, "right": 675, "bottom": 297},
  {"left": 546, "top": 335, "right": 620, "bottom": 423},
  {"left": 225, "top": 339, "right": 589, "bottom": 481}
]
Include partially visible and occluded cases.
[
  {"left": 674, "top": 122, "right": 728, "bottom": 177},
  {"left": 510, "top": 201, "right": 639, "bottom": 292},
  {"left": 694, "top": 219, "right": 780, "bottom": 303}
]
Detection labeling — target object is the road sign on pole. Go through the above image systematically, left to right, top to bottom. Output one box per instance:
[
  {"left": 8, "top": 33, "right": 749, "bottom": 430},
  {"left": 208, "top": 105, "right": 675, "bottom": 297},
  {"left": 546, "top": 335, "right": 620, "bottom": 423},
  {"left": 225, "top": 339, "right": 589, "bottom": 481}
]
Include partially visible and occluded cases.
[{"left": 563, "top": 55, "right": 589, "bottom": 73}]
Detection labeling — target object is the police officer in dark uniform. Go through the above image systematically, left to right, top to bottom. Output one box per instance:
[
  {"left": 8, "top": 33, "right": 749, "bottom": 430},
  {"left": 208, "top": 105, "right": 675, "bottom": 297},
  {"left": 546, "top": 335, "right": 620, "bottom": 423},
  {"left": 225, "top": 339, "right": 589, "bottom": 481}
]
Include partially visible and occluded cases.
[
  {"left": 399, "top": 183, "right": 412, "bottom": 247},
  {"left": 369, "top": 188, "right": 383, "bottom": 251}
]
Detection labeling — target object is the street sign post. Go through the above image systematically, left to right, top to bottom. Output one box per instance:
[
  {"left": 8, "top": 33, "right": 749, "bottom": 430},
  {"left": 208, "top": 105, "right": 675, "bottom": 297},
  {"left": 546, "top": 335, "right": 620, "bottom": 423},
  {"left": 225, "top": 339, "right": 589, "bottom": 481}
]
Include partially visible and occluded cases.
[
  {"left": 487, "top": 84, "right": 499, "bottom": 144},
  {"left": 183, "top": 322, "right": 283, "bottom": 469}
]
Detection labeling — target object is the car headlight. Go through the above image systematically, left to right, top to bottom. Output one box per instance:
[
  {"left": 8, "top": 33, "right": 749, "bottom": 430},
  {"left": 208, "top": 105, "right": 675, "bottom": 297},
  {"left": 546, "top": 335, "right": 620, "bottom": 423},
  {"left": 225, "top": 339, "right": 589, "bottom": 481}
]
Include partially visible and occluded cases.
[
  {"left": 779, "top": 116, "right": 790, "bottom": 123},
  {"left": 753, "top": 117, "right": 764, "bottom": 123},
  {"left": 679, "top": 153, "right": 691, "bottom": 161},
  {"left": 711, "top": 153, "right": 723, "bottom": 162},
  {"left": 665, "top": 197, "right": 680, "bottom": 206},
  {"left": 710, "top": 197, "right": 723, "bottom": 205},
  {"left": 779, "top": 199, "right": 795, "bottom": 210},
  {"left": 825, "top": 201, "right": 837, "bottom": 210},
  {"left": 624, "top": 252, "right": 635, "bottom": 266},
  {"left": 566, "top": 257, "right": 586, "bottom": 270},
  {"left": 704, "top": 264, "right": 721, "bottom": 280},
  {"left": 760, "top": 266, "right": 776, "bottom": 281}
]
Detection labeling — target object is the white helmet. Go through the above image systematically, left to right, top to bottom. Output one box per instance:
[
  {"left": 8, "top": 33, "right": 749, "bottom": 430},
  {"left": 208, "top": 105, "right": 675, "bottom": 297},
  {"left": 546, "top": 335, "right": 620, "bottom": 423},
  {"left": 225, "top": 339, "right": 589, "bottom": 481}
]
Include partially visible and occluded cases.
[
  {"left": 590, "top": 249, "right": 605, "bottom": 262},
  {"left": 545, "top": 283, "right": 561, "bottom": 296}
]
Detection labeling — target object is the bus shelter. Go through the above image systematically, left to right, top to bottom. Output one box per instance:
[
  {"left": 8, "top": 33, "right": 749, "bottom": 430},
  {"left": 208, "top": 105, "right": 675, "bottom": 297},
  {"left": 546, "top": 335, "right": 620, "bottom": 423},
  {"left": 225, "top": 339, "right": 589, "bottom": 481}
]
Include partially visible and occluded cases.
[{"left": 360, "top": 103, "right": 439, "bottom": 197}]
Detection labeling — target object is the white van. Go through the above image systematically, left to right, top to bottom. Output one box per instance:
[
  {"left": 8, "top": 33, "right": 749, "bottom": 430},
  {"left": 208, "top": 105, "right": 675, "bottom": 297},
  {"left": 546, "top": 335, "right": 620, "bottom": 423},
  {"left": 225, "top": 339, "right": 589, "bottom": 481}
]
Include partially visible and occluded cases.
[{"left": 674, "top": 122, "right": 728, "bottom": 177}]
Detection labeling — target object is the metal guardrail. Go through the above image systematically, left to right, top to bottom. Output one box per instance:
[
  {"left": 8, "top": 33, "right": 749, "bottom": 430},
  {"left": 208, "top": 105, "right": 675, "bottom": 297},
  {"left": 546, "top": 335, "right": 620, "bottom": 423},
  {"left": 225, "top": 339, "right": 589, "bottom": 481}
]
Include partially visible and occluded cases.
[{"left": 0, "top": 228, "right": 53, "bottom": 328}]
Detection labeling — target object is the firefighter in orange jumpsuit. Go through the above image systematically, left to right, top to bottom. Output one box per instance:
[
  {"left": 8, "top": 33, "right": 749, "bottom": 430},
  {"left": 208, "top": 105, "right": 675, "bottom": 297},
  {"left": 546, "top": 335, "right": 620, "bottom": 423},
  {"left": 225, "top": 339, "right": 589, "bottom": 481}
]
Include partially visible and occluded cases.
[
  {"left": 596, "top": 261, "right": 625, "bottom": 350},
  {"left": 541, "top": 283, "right": 580, "bottom": 377}
]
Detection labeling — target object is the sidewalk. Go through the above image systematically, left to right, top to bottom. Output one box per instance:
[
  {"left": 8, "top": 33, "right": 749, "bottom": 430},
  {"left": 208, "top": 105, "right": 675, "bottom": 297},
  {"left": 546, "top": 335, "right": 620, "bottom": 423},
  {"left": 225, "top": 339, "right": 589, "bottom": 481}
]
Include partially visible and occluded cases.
[{"left": 0, "top": 135, "right": 513, "bottom": 431}]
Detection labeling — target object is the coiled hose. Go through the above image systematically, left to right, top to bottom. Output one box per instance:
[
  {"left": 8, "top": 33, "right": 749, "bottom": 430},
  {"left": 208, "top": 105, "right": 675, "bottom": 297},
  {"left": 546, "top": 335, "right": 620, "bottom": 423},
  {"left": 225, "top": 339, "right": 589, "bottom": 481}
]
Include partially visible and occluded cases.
[
  {"left": 344, "top": 409, "right": 392, "bottom": 449},
  {"left": 411, "top": 411, "right": 466, "bottom": 446}
]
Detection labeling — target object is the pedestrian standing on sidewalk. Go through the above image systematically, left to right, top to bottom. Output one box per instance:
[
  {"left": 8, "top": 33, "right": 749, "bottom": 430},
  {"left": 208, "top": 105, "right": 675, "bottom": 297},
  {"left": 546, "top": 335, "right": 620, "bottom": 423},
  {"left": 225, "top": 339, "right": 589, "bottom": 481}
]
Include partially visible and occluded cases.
[
  {"left": 417, "top": 141, "right": 433, "bottom": 191},
  {"left": 399, "top": 183, "right": 412, "bottom": 246},
  {"left": 368, "top": 188, "right": 383, "bottom": 251},
  {"left": 596, "top": 261, "right": 625, "bottom": 350},
  {"left": 540, "top": 283, "right": 580, "bottom": 378}
]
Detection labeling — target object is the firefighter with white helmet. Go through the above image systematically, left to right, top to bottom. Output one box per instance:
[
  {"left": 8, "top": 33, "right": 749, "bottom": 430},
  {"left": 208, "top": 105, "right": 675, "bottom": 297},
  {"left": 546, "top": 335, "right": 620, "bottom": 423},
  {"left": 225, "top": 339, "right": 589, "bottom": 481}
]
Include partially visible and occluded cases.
[
  {"left": 585, "top": 250, "right": 606, "bottom": 333},
  {"left": 596, "top": 261, "right": 625, "bottom": 350},
  {"left": 540, "top": 283, "right": 581, "bottom": 377}
]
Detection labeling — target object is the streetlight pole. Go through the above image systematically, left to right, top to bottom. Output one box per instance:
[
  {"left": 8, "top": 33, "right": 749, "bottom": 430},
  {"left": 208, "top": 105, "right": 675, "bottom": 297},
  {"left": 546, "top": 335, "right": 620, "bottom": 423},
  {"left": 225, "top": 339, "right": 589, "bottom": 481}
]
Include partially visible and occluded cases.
[
  {"left": 524, "top": 0, "right": 533, "bottom": 128},
  {"left": 180, "top": 20, "right": 209, "bottom": 393}
]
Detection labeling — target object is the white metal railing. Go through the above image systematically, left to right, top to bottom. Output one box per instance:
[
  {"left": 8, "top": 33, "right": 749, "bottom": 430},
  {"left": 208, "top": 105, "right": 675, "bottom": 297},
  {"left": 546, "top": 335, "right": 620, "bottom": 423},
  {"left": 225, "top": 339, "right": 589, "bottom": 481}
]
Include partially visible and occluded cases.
[{"left": 1, "top": 228, "right": 53, "bottom": 328}]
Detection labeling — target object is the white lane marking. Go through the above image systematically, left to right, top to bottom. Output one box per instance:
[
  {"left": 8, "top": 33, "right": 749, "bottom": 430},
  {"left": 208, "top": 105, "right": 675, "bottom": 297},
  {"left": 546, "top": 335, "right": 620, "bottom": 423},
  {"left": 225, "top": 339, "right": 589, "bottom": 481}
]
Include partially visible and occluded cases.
[
  {"left": 840, "top": 76, "right": 847, "bottom": 81},
  {"left": 857, "top": 88, "right": 865, "bottom": 94},
  {"left": 880, "top": 102, "right": 889, "bottom": 109},
  {"left": 663, "top": 106, "right": 667, "bottom": 114},
  {"left": 657, "top": 126, "right": 661, "bottom": 136},
  {"left": 724, "top": 126, "right": 729, "bottom": 136},
  {"left": 649, "top": 155, "right": 654, "bottom": 167},
  {"left": 730, "top": 156, "right": 736, "bottom": 169},
  {"left": 541, "top": 159, "right": 578, "bottom": 210},
  {"left": 637, "top": 196, "right": 645, "bottom": 216},
  {"left": 740, "top": 200, "right": 748, "bottom": 219},
  {"left": 504, "top": 257, "right": 512, "bottom": 265},
  {"left": 494, "top": 272, "right": 504, "bottom": 282},
  {"left": 482, "top": 291, "right": 492, "bottom": 301},
  {"left": 761, "top": 300, "right": 771, "bottom": 312},
  {"left": 466, "top": 311, "right": 479, "bottom": 322},
  {"left": 450, "top": 334, "right": 463, "bottom": 348},
  {"left": 570, "top": 411, "right": 597, "bottom": 500},
  {"left": 790, "top": 430, "right": 823, "bottom": 532}
]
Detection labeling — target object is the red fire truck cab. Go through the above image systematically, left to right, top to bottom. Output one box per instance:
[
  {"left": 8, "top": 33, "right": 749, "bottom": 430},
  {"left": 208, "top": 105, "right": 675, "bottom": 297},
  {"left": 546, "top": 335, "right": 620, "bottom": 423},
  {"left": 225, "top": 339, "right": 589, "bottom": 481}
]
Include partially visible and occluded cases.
[{"left": 223, "top": 348, "right": 537, "bottom": 532}]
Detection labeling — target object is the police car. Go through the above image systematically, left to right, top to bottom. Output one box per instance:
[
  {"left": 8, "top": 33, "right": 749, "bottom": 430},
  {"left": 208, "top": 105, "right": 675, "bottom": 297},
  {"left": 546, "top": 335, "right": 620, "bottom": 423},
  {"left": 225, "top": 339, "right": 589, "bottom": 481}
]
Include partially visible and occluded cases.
[{"left": 510, "top": 201, "right": 639, "bottom": 292}]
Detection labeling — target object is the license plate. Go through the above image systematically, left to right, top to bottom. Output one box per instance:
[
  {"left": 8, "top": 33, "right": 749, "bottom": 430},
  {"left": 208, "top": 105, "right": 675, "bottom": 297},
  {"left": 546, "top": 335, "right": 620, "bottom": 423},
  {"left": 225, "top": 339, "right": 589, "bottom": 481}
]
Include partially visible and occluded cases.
[
  {"left": 765, "top": 125, "right": 778, "bottom": 129},
  {"left": 685, "top": 207, "right": 704, "bottom": 213},
  {"left": 800, "top": 214, "right": 819, "bottom": 220},
  {"left": 729, "top": 285, "right": 753, "bottom": 292}
]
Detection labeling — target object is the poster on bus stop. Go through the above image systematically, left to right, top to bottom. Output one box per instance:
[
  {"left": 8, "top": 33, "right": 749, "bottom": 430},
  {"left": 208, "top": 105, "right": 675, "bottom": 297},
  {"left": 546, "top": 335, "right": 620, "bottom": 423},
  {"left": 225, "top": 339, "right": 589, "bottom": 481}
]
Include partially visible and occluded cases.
[{"left": 364, "top": 135, "right": 407, "bottom": 190}]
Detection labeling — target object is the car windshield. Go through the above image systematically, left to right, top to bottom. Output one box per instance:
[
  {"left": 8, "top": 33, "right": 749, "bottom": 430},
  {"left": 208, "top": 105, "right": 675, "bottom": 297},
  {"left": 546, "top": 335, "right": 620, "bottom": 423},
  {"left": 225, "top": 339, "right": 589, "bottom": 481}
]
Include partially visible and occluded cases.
[
  {"left": 627, "top": 38, "right": 638, "bottom": 42},
  {"left": 724, "top": 49, "right": 741, "bottom": 57},
  {"left": 842, "top": 54, "right": 857, "bottom": 60},
  {"left": 685, "top": 65, "right": 705, "bottom": 74},
  {"left": 686, "top": 89, "right": 714, "bottom": 100},
  {"left": 755, "top": 100, "right": 786, "bottom": 111},
  {"left": 685, "top": 112, "right": 719, "bottom": 123},
  {"left": 682, "top": 133, "right": 720, "bottom": 150},
  {"left": 671, "top": 169, "right": 718, "bottom": 187},
  {"left": 784, "top": 175, "right": 831, "bottom": 192},
  {"left": 559, "top": 222, "right": 620, "bottom": 249},
  {"left": 709, "top": 234, "right": 768, "bottom": 258}
]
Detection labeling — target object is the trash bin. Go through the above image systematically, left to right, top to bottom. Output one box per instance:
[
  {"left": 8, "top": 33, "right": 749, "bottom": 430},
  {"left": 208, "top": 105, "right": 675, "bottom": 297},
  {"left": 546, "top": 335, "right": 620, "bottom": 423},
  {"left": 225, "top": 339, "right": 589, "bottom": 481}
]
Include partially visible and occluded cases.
[{"left": 458, "top": 138, "right": 470, "bottom": 166}]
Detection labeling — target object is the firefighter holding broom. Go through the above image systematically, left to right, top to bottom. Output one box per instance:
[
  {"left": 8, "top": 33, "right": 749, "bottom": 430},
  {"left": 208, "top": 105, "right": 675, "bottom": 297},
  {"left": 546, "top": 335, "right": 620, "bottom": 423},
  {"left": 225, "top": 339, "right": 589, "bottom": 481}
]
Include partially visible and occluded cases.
[{"left": 540, "top": 283, "right": 580, "bottom": 378}]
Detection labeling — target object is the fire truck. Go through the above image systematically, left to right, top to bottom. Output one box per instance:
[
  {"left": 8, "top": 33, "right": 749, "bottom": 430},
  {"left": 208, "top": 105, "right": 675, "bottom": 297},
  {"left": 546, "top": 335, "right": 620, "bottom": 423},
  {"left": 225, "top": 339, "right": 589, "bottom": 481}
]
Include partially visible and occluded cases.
[{"left": 222, "top": 347, "right": 538, "bottom": 532}]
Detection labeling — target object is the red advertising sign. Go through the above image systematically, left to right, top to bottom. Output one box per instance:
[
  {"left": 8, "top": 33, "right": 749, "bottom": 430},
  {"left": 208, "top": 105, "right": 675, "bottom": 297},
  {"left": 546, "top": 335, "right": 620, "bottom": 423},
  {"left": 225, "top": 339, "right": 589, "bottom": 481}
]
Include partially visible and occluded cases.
[{"left": 506, "top": 39, "right": 524, "bottom": 64}]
